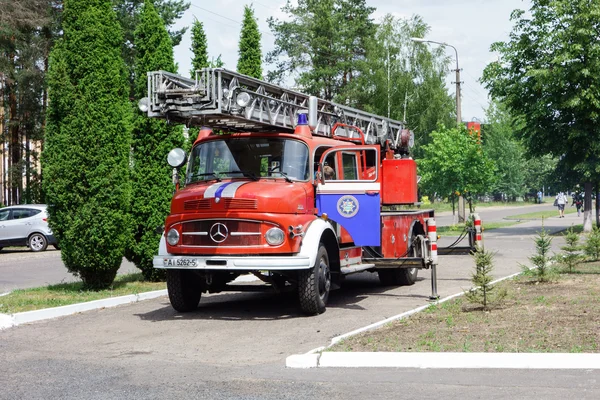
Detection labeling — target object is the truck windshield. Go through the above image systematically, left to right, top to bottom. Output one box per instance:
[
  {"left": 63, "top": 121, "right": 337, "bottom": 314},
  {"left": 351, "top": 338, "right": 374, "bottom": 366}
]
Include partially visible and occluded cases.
[{"left": 187, "top": 137, "right": 309, "bottom": 184}]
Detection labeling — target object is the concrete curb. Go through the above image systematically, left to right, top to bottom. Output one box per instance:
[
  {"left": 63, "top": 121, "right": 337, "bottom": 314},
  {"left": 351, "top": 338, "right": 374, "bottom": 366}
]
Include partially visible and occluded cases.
[
  {"left": 285, "top": 270, "right": 530, "bottom": 369},
  {"left": 0, "top": 274, "right": 263, "bottom": 331},
  {"left": 0, "top": 289, "right": 167, "bottom": 330},
  {"left": 317, "top": 352, "right": 600, "bottom": 369}
]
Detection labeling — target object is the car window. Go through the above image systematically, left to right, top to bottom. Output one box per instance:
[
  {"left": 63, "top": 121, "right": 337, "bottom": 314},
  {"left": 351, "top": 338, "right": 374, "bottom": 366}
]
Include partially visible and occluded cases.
[
  {"left": 0, "top": 209, "right": 10, "bottom": 221},
  {"left": 12, "top": 209, "right": 39, "bottom": 219}
]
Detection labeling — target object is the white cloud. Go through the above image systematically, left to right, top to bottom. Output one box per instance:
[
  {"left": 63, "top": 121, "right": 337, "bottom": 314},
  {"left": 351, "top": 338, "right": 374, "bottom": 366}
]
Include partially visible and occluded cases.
[{"left": 172, "top": 0, "right": 532, "bottom": 121}]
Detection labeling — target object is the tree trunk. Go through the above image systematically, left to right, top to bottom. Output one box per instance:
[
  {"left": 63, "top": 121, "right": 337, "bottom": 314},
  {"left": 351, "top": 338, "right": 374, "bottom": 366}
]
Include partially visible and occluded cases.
[
  {"left": 9, "top": 75, "right": 20, "bottom": 205},
  {"left": 583, "top": 181, "right": 593, "bottom": 233},
  {"left": 596, "top": 184, "right": 599, "bottom": 228}
]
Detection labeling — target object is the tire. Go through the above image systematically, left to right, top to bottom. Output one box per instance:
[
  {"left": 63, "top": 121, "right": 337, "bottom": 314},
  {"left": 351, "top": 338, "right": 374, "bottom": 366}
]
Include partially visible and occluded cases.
[
  {"left": 378, "top": 232, "right": 421, "bottom": 286},
  {"left": 29, "top": 233, "right": 48, "bottom": 252},
  {"left": 298, "top": 243, "right": 331, "bottom": 315},
  {"left": 378, "top": 265, "right": 418, "bottom": 286},
  {"left": 166, "top": 269, "right": 202, "bottom": 312}
]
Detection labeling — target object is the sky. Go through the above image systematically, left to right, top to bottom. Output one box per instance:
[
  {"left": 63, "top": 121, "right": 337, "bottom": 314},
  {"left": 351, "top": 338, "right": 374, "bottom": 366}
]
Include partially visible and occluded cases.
[{"left": 171, "top": 0, "right": 533, "bottom": 123}]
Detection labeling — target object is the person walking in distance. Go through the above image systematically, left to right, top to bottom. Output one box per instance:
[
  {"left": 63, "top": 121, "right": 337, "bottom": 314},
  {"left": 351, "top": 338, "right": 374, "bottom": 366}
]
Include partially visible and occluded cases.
[
  {"left": 556, "top": 191, "right": 567, "bottom": 218},
  {"left": 572, "top": 191, "right": 583, "bottom": 217}
]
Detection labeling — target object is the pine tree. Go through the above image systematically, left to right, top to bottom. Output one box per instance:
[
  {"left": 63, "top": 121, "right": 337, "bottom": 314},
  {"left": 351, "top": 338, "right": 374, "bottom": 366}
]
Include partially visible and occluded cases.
[
  {"left": 43, "top": 0, "right": 132, "bottom": 289},
  {"left": 127, "top": 0, "right": 184, "bottom": 281},
  {"left": 237, "top": 5, "right": 262, "bottom": 79},
  {"left": 190, "top": 18, "right": 209, "bottom": 77},
  {"left": 559, "top": 227, "right": 582, "bottom": 273},
  {"left": 583, "top": 227, "right": 600, "bottom": 261},
  {"left": 521, "top": 228, "right": 556, "bottom": 283},
  {"left": 464, "top": 249, "right": 506, "bottom": 310}
]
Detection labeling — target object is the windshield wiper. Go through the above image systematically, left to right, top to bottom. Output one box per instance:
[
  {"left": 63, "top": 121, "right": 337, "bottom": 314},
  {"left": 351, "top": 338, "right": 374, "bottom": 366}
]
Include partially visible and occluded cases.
[
  {"left": 218, "top": 170, "right": 259, "bottom": 181},
  {"left": 189, "top": 172, "right": 222, "bottom": 182}
]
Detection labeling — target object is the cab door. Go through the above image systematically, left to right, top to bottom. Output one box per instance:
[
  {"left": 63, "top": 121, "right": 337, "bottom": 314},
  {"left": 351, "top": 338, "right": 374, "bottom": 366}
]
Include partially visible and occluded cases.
[{"left": 316, "top": 146, "right": 380, "bottom": 246}]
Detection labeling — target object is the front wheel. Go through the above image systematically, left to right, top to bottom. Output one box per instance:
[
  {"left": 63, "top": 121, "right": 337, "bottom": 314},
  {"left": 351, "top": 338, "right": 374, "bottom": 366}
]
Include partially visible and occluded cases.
[
  {"left": 29, "top": 233, "right": 48, "bottom": 252},
  {"left": 298, "top": 244, "right": 331, "bottom": 315},
  {"left": 167, "top": 270, "right": 203, "bottom": 312}
]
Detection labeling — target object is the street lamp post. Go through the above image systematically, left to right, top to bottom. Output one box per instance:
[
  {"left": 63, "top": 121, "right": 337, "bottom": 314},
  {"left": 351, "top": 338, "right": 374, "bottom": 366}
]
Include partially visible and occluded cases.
[{"left": 411, "top": 38, "right": 462, "bottom": 125}]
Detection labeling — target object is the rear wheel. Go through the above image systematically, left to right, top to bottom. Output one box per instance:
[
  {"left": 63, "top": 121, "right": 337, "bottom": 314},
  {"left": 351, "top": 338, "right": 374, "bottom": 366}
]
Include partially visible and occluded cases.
[
  {"left": 29, "top": 233, "right": 48, "bottom": 252},
  {"left": 378, "top": 233, "right": 422, "bottom": 286},
  {"left": 298, "top": 244, "right": 331, "bottom": 315},
  {"left": 167, "top": 270, "right": 203, "bottom": 312}
]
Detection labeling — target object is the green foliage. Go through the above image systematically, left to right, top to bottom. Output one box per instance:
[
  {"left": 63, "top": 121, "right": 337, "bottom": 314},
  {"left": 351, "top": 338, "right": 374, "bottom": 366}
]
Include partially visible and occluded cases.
[
  {"left": 43, "top": 0, "right": 132, "bottom": 290},
  {"left": 113, "top": 0, "right": 190, "bottom": 93},
  {"left": 128, "top": 0, "right": 184, "bottom": 281},
  {"left": 267, "top": 0, "right": 375, "bottom": 100},
  {"left": 482, "top": 0, "right": 600, "bottom": 216},
  {"left": 237, "top": 5, "right": 262, "bottom": 79},
  {"left": 345, "top": 14, "right": 455, "bottom": 153},
  {"left": 189, "top": 18, "right": 208, "bottom": 77},
  {"left": 483, "top": 102, "right": 526, "bottom": 200},
  {"left": 419, "top": 125, "right": 496, "bottom": 204},
  {"left": 558, "top": 227, "right": 582, "bottom": 273},
  {"left": 583, "top": 227, "right": 600, "bottom": 261},
  {"left": 521, "top": 228, "right": 556, "bottom": 283},
  {"left": 464, "top": 248, "right": 507, "bottom": 310}
]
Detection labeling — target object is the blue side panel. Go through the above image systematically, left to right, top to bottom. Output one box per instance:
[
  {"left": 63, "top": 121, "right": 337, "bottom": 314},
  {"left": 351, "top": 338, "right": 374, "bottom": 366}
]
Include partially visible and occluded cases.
[{"left": 316, "top": 193, "right": 381, "bottom": 246}]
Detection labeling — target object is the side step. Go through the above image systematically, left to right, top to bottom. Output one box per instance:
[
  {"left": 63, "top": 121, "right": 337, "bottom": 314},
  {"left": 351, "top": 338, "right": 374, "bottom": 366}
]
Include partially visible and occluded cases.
[
  {"left": 362, "top": 257, "right": 425, "bottom": 268},
  {"left": 340, "top": 263, "right": 375, "bottom": 275}
]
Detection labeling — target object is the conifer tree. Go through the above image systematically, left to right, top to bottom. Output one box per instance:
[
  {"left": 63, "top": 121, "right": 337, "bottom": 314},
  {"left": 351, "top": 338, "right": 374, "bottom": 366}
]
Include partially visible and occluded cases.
[
  {"left": 43, "top": 0, "right": 132, "bottom": 289},
  {"left": 127, "top": 0, "right": 184, "bottom": 281},
  {"left": 237, "top": 5, "right": 262, "bottom": 79},
  {"left": 190, "top": 18, "right": 209, "bottom": 77}
]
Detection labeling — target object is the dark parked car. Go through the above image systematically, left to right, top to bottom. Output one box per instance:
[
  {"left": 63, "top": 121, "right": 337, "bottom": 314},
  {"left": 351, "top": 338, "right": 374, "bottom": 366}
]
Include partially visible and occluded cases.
[{"left": 0, "top": 204, "right": 57, "bottom": 252}]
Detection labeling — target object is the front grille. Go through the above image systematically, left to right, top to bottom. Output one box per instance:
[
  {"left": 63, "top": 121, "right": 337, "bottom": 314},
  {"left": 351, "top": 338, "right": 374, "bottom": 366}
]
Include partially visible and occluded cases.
[
  {"left": 183, "top": 198, "right": 257, "bottom": 211},
  {"left": 222, "top": 198, "right": 257, "bottom": 209},
  {"left": 184, "top": 199, "right": 211, "bottom": 210},
  {"left": 181, "top": 220, "right": 262, "bottom": 246}
]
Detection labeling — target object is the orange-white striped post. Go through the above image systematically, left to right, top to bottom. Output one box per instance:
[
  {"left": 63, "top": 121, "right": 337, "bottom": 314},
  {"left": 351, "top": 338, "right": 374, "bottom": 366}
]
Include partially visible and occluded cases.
[
  {"left": 473, "top": 213, "right": 483, "bottom": 250},
  {"left": 427, "top": 218, "right": 439, "bottom": 300}
]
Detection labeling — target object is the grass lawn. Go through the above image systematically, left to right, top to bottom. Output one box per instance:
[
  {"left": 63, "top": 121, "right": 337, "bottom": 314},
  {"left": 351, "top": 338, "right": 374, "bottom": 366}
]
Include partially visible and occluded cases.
[
  {"left": 427, "top": 200, "right": 540, "bottom": 213},
  {"left": 505, "top": 207, "right": 578, "bottom": 220},
  {"left": 437, "top": 220, "right": 521, "bottom": 236},
  {"left": 330, "top": 261, "right": 600, "bottom": 353},
  {"left": 0, "top": 273, "right": 166, "bottom": 314}
]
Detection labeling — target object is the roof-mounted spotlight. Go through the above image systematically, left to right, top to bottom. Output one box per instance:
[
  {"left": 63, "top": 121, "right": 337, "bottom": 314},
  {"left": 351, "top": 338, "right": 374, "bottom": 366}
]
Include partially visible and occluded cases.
[
  {"left": 236, "top": 92, "right": 252, "bottom": 108},
  {"left": 138, "top": 97, "right": 149, "bottom": 113}
]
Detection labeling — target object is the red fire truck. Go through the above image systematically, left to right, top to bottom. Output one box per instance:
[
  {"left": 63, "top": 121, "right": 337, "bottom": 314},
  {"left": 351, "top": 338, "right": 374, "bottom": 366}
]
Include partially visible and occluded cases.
[{"left": 141, "top": 68, "right": 444, "bottom": 315}]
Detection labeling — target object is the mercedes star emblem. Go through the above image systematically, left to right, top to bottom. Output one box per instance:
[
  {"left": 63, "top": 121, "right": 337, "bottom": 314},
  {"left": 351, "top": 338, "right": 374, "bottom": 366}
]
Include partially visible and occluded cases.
[{"left": 209, "top": 222, "right": 229, "bottom": 243}]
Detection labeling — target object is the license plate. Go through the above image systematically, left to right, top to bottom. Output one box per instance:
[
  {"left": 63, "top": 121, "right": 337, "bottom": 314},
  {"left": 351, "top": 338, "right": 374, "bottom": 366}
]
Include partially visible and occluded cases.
[{"left": 164, "top": 258, "right": 198, "bottom": 267}]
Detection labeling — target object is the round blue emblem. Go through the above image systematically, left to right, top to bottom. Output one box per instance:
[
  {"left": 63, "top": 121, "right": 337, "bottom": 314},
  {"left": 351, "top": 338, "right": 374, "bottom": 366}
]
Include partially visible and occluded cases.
[{"left": 337, "top": 195, "right": 359, "bottom": 218}]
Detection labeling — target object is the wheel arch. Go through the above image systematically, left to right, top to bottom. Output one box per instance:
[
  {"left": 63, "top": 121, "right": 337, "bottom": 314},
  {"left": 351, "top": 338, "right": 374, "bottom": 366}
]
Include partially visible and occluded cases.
[{"left": 298, "top": 218, "right": 338, "bottom": 268}]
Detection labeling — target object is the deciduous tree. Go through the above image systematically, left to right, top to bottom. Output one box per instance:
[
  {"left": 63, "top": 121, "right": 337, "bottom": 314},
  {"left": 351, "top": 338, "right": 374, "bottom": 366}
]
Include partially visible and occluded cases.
[
  {"left": 482, "top": 0, "right": 600, "bottom": 231},
  {"left": 419, "top": 125, "right": 495, "bottom": 215}
]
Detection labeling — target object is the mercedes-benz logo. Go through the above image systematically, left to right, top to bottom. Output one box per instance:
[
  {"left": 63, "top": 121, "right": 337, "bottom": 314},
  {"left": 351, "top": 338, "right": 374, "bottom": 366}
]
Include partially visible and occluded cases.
[{"left": 209, "top": 222, "right": 229, "bottom": 243}]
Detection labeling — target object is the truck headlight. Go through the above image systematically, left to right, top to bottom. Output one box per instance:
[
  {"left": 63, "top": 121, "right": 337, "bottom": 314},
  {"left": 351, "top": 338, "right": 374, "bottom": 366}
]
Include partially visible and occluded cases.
[
  {"left": 166, "top": 228, "right": 180, "bottom": 246},
  {"left": 265, "top": 228, "right": 285, "bottom": 246}
]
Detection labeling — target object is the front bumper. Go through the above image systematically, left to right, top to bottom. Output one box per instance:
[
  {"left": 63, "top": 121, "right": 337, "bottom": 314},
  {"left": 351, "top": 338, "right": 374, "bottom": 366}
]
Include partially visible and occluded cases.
[{"left": 153, "top": 255, "right": 312, "bottom": 270}]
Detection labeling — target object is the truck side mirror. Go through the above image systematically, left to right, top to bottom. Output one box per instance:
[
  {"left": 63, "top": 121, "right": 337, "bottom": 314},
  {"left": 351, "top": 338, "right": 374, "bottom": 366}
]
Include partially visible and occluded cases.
[
  {"left": 167, "top": 148, "right": 187, "bottom": 169},
  {"left": 167, "top": 148, "right": 187, "bottom": 191}
]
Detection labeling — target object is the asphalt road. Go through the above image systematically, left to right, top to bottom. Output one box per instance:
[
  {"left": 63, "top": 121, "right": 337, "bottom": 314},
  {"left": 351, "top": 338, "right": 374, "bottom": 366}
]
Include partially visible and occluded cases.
[
  {"left": 1, "top": 203, "right": 599, "bottom": 399},
  {"left": 0, "top": 249, "right": 138, "bottom": 293}
]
